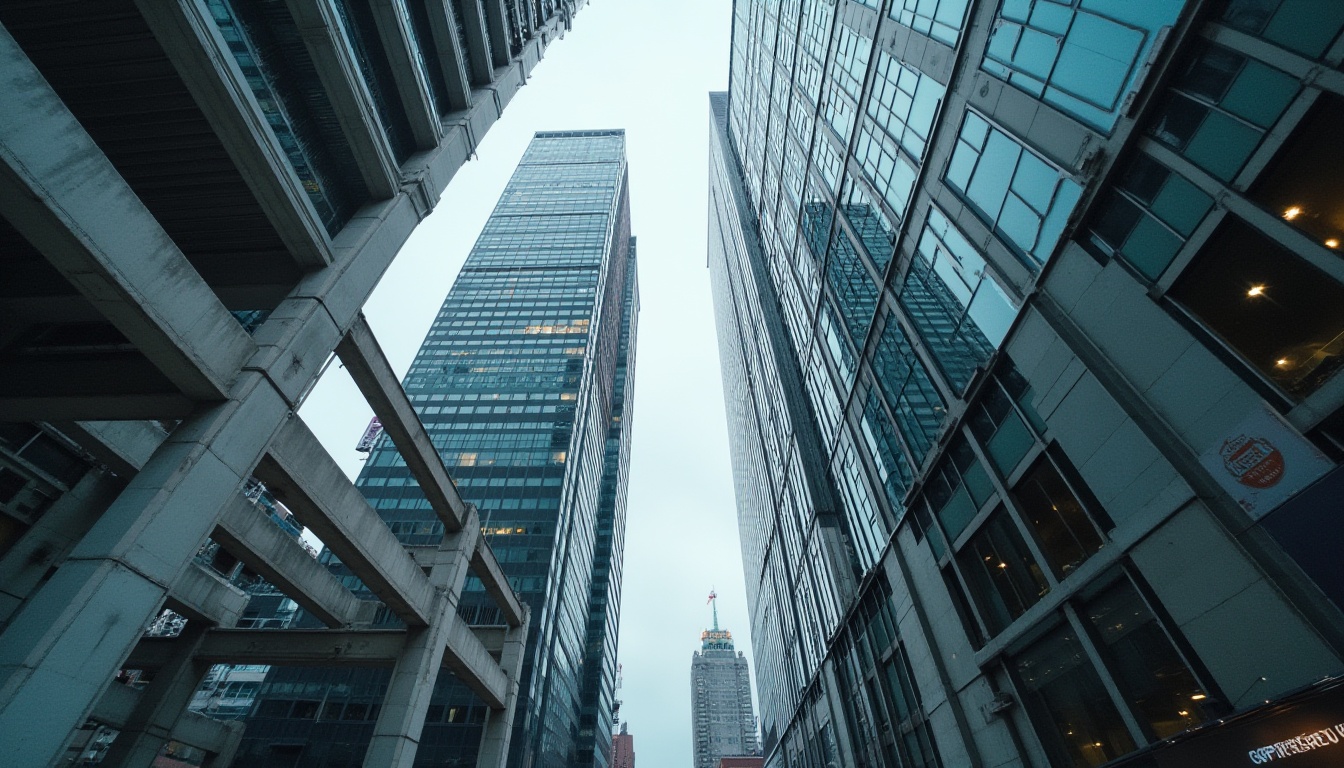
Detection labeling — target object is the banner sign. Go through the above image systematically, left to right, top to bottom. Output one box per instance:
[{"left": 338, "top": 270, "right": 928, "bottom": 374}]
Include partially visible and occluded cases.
[
  {"left": 355, "top": 417, "right": 383, "bottom": 453},
  {"left": 1154, "top": 682, "right": 1344, "bottom": 768}
]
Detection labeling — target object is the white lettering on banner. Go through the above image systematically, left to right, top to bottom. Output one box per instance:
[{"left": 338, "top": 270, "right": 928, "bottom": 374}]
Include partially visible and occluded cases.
[
  {"left": 1197, "top": 404, "right": 1334, "bottom": 520},
  {"left": 1248, "top": 723, "right": 1344, "bottom": 763}
]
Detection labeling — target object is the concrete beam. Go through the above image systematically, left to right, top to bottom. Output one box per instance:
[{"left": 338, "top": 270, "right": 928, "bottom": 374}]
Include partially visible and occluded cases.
[
  {"left": 135, "top": 0, "right": 334, "bottom": 269},
  {"left": 285, "top": 0, "right": 400, "bottom": 198},
  {"left": 370, "top": 0, "right": 441, "bottom": 148},
  {"left": 423, "top": 0, "right": 473, "bottom": 110},
  {"left": 458, "top": 0, "right": 496, "bottom": 84},
  {"left": 481, "top": 0, "right": 512, "bottom": 67},
  {"left": 0, "top": 25, "right": 255, "bottom": 405},
  {"left": 336, "top": 314, "right": 469, "bottom": 531},
  {"left": 0, "top": 373, "right": 287, "bottom": 768},
  {"left": 256, "top": 417, "right": 437, "bottom": 626},
  {"left": 51, "top": 420, "right": 168, "bottom": 479},
  {"left": 212, "top": 493, "right": 373, "bottom": 628},
  {"left": 470, "top": 539, "right": 525, "bottom": 629},
  {"left": 165, "top": 564, "right": 248, "bottom": 629},
  {"left": 475, "top": 614, "right": 527, "bottom": 768},
  {"left": 442, "top": 618, "right": 508, "bottom": 709},
  {"left": 100, "top": 623, "right": 210, "bottom": 768},
  {"left": 125, "top": 626, "right": 508, "bottom": 668},
  {"left": 90, "top": 682, "right": 244, "bottom": 764}
]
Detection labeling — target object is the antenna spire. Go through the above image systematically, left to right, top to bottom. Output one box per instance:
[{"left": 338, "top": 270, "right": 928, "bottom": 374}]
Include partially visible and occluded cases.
[{"left": 708, "top": 589, "right": 719, "bottom": 631}]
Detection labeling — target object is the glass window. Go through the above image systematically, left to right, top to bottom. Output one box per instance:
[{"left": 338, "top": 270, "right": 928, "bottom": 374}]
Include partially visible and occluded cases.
[
  {"left": 889, "top": 0, "right": 971, "bottom": 47},
  {"left": 983, "top": 0, "right": 1184, "bottom": 131},
  {"left": 1222, "top": 0, "right": 1344, "bottom": 60},
  {"left": 1149, "top": 42, "right": 1299, "bottom": 182},
  {"left": 867, "top": 52, "right": 946, "bottom": 161},
  {"left": 1249, "top": 93, "right": 1344, "bottom": 252},
  {"left": 945, "top": 112, "right": 1083, "bottom": 267},
  {"left": 855, "top": 119, "right": 920, "bottom": 220},
  {"left": 1087, "top": 152, "right": 1214, "bottom": 280},
  {"left": 840, "top": 176, "right": 897, "bottom": 271},
  {"left": 900, "top": 206, "right": 1018, "bottom": 391},
  {"left": 1168, "top": 217, "right": 1344, "bottom": 398},
  {"left": 825, "top": 227, "right": 881, "bottom": 348},
  {"left": 873, "top": 316, "right": 948, "bottom": 465},
  {"left": 969, "top": 378, "right": 1037, "bottom": 475},
  {"left": 861, "top": 388, "right": 916, "bottom": 516},
  {"left": 1013, "top": 458, "right": 1105, "bottom": 578},
  {"left": 956, "top": 507, "right": 1051, "bottom": 633},
  {"left": 1084, "top": 579, "right": 1214, "bottom": 740},
  {"left": 1014, "top": 625, "right": 1137, "bottom": 768}
]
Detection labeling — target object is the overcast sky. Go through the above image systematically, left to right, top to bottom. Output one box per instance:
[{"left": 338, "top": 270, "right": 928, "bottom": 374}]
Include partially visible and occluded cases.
[{"left": 296, "top": 1, "right": 748, "bottom": 764}]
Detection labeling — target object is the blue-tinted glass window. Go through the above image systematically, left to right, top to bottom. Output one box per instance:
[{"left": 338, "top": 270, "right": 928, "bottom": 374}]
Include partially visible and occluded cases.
[
  {"left": 889, "top": 0, "right": 971, "bottom": 47},
  {"left": 984, "top": 0, "right": 1185, "bottom": 132},
  {"left": 1222, "top": 0, "right": 1344, "bottom": 60},
  {"left": 832, "top": 24, "right": 872, "bottom": 99},
  {"left": 1149, "top": 42, "right": 1299, "bottom": 182},
  {"left": 867, "top": 52, "right": 946, "bottom": 161},
  {"left": 945, "top": 112, "right": 1082, "bottom": 267},
  {"left": 855, "top": 120, "right": 920, "bottom": 221},
  {"left": 1088, "top": 152, "right": 1213, "bottom": 281},
  {"left": 839, "top": 176, "right": 897, "bottom": 271},
  {"left": 900, "top": 206, "right": 1018, "bottom": 391},
  {"left": 824, "top": 227, "right": 880, "bottom": 348},
  {"left": 873, "top": 315, "right": 948, "bottom": 465},
  {"left": 860, "top": 388, "right": 916, "bottom": 518},
  {"left": 956, "top": 507, "right": 1050, "bottom": 633}
]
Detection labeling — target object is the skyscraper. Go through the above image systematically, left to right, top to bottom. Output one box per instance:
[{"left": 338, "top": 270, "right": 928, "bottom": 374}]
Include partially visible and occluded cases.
[
  {"left": 710, "top": 1, "right": 1344, "bottom": 767},
  {"left": 241, "top": 129, "right": 638, "bottom": 768},
  {"left": 691, "top": 595, "right": 760, "bottom": 768},
  {"left": 612, "top": 722, "right": 635, "bottom": 768}
]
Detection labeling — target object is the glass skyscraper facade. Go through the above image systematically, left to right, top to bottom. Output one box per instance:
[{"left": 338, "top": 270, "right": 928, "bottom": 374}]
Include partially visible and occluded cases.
[
  {"left": 711, "top": 1, "right": 1344, "bottom": 767},
  {"left": 241, "top": 129, "right": 638, "bottom": 768}
]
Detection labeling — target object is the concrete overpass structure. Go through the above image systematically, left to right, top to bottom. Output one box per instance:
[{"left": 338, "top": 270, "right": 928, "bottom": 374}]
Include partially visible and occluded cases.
[{"left": 0, "top": 0, "right": 586, "bottom": 765}]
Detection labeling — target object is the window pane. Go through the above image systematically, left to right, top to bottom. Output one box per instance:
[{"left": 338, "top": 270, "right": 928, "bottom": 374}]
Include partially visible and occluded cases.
[
  {"left": 1223, "top": 0, "right": 1344, "bottom": 60},
  {"left": 1250, "top": 93, "right": 1344, "bottom": 251},
  {"left": 1169, "top": 217, "right": 1344, "bottom": 398},
  {"left": 1014, "top": 459, "right": 1105, "bottom": 578},
  {"left": 956, "top": 508, "right": 1050, "bottom": 634},
  {"left": 1085, "top": 579, "right": 1214, "bottom": 740},
  {"left": 1015, "top": 625, "right": 1138, "bottom": 767}
]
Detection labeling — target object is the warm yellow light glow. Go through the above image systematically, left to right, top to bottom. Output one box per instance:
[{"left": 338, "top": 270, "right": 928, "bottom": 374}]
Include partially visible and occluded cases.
[
  {"left": 1284, "top": 206, "right": 1303, "bottom": 220},
  {"left": 1327, "top": 239, "right": 1340, "bottom": 249},
  {"left": 1247, "top": 285, "right": 1266, "bottom": 297},
  {"left": 1276, "top": 358, "right": 1291, "bottom": 368},
  {"left": 997, "top": 562, "right": 1008, "bottom": 569},
  {"left": 1191, "top": 693, "right": 1207, "bottom": 701},
  {"left": 1178, "top": 710, "right": 1189, "bottom": 717}
]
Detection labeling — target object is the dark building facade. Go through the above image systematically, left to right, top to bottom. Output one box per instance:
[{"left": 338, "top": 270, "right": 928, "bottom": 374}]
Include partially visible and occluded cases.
[
  {"left": 710, "top": 1, "right": 1344, "bottom": 767},
  {"left": 241, "top": 130, "right": 638, "bottom": 768}
]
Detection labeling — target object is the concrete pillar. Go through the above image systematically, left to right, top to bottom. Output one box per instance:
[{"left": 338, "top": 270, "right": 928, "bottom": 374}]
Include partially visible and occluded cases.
[
  {"left": 0, "top": 375, "right": 286, "bottom": 768},
  {"left": 0, "top": 469, "right": 122, "bottom": 626},
  {"left": 361, "top": 509, "right": 479, "bottom": 768},
  {"left": 476, "top": 610, "right": 530, "bottom": 768},
  {"left": 101, "top": 622, "right": 211, "bottom": 768}
]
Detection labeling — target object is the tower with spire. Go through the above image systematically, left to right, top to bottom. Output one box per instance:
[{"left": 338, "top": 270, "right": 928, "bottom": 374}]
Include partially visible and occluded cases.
[{"left": 691, "top": 592, "right": 760, "bottom": 768}]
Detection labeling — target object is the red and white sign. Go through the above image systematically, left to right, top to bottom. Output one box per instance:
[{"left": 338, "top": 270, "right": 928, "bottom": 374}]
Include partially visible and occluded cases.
[{"left": 1199, "top": 405, "right": 1334, "bottom": 520}]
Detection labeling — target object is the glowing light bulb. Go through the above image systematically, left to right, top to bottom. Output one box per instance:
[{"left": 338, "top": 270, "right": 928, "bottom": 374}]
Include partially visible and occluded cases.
[
  {"left": 1284, "top": 206, "right": 1303, "bottom": 220},
  {"left": 1327, "top": 239, "right": 1340, "bottom": 249},
  {"left": 1247, "top": 285, "right": 1265, "bottom": 297},
  {"left": 1276, "top": 358, "right": 1290, "bottom": 368},
  {"left": 1191, "top": 694, "right": 1207, "bottom": 701}
]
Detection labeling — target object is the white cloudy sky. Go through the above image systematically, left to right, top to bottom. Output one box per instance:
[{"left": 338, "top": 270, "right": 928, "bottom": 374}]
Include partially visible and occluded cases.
[{"left": 296, "top": 1, "right": 750, "bottom": 764}]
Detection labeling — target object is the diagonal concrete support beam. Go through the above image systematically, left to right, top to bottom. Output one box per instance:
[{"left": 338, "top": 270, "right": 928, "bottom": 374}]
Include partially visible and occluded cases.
[
  {"left": 135, "top": 0, "right": 334, "bottom": 269},
  {"left": 285, "top": 0, "right": 400, "bottom": 198},
  {"left": 370, "top": 0, "right": 441, "bottom": 148},
  {"left": 423, "top": 0, "right": 474, "bottom": 109},
  {"left": 457, "top": 0, "right": 496, "bottom": 84},
  {"left": 480, "top": 0, "right": 512, "bottom": 67},
  {"left": 0, "top": 24, "right": 255, "bottom": 405},
  {"left": 336, "top": 314, "right": 469, "bottom": 531},
  {"left": 338, "top": 316, "right": 524, "bottom": 628},
  {"left": 256, "top": 417, "right": 437, "bottom": 626},
  {"left": 212, "top": 494, "right": 373, "bottom": 628},
  {"left": 362, "top": 515, "right": 479, "bottom": 767},
  {"left": 166, "top": 564, "right": 248, "bottom": 629},
  {"left": 475, "top": 612, "right": 528, "bottom": 768},
  {"left": 100, "top": 622, "right": 211, "bottom": 768},
  {"left": 90, "top": 681, "right": 244, "bottom": 765}
]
